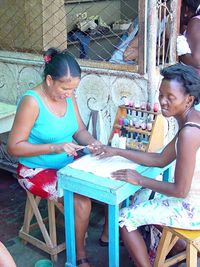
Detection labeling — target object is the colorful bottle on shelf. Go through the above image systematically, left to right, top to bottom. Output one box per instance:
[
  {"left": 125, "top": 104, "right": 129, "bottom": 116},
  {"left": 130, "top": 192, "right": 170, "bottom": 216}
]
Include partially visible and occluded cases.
[
  {"left": 140, "top": 101, "right": 146, "bottom": 110},
  {"left": 146, "top": 101, "right": 151, "bottom": 111},
  {"left": 153, "top": 102, "right": 159, "bottom": 112},
  {"left": 147, "top": 118, "right": 153, "bottom": 131},
  {"left": 119, "top": 127, "right": 127, "bottom": 149},
  {"left": 111, "top": 129, "right": 120, "bottom": 148}
]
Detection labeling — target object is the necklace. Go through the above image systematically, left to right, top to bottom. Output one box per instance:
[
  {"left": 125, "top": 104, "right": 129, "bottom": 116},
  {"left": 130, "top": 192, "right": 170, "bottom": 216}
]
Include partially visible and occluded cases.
[{"left": 40, "top": 85, "right": 66, "bottom": 117}]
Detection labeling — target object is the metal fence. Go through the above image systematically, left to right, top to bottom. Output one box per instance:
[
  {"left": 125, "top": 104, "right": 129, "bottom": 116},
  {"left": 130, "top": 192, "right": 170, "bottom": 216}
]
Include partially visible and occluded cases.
[{"left": 0, "top": 0, "right": 176, "bottom": 70}]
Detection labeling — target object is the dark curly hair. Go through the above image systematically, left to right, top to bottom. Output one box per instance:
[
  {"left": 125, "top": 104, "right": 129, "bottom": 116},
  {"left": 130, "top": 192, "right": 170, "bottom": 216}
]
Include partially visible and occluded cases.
[
  {"left": 183, "top": 0, "right": 200, "bottom": 15},
  {"left": 43, "top": 48, "right": 81, "bottom": 80},
  {"left": 160, "top": 63, "right": 200, "bottom": 106}
]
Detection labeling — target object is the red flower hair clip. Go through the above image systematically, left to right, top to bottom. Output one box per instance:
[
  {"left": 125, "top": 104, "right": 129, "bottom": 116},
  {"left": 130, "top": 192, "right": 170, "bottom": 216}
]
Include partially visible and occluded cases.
[{"left": 43, "top": 55, "right": 52, "bottom": 63}]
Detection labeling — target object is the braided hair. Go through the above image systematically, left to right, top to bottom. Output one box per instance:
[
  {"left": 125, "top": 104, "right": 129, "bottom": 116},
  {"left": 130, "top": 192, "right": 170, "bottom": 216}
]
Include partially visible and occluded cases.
[
  {"left": 43, "top": 48, "right": 81, "bottom": 80},
  {"left": 160, "top": 63, "right": 200, "bottom": 106}
]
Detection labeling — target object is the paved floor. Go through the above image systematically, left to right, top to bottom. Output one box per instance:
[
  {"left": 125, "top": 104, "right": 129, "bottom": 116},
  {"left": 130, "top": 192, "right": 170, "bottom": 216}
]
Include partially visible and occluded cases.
[{"left": 1, "top": 169, "right": 200, "bottom": 267}]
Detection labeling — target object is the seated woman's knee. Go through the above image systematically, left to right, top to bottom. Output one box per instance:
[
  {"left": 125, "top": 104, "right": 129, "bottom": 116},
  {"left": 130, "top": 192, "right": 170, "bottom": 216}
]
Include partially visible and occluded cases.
[{"left": 74, "top": 194, "right": 91, "bottom": 211}]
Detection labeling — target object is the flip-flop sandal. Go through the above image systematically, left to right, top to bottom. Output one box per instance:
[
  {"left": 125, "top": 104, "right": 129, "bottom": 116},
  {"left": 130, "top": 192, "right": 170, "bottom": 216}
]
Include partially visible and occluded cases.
[{"left": 76, "top": 258, "right": 89, "bottom": 266}]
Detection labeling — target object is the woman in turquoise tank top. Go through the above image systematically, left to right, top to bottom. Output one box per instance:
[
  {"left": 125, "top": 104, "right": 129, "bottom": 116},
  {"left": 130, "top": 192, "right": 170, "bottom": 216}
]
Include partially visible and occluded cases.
[{"left": 7, "top": 48, "right": 100, "bottom": 267}]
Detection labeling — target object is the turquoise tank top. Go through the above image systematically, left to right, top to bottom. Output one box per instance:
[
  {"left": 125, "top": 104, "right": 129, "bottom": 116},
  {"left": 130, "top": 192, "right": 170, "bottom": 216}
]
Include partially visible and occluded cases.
[{"left": 19, "top": 90, "right": 78, "bottom": 170}]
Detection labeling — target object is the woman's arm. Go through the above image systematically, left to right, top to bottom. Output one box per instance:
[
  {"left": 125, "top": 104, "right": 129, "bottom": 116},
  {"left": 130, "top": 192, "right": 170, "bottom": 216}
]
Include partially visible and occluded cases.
[
  {"left": 180, "top": 18, "right": 200, "bottom": 69},
  {"left": 123, "top": 35, "right": 138, "bottom": 62},
  {"left": 72, "top": 94, "right": 101, "bottom": 146},
  {"left": 7, "top": 96, "right": 83, "bottom": 157},
  {"left": 112, "top": 126, "right": 199, "bottom": 198},
  {"left": 97, "top": 136, "right": 176, "bottom": 168}
]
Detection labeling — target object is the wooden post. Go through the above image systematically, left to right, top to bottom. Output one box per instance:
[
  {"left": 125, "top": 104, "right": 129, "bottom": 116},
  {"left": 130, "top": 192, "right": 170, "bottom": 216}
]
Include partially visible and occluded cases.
[
  {"left": 42, "top": 0, "right": 67, "bottom": 51},
  {"left": 138, "top": 0, "right": 147, "bottom": 74},
  {"left": 147, "top": 0, "right": 157, "bottom": 104},
  {"left": 169, "top": 0, "right": 182, "bottom": 63}
]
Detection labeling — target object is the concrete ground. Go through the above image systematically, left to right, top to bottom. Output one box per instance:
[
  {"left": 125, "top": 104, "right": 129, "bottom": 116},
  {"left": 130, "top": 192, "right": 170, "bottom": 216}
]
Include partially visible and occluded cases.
[{"left": 1, "top": 169, "right": 200, "bottom": 267}]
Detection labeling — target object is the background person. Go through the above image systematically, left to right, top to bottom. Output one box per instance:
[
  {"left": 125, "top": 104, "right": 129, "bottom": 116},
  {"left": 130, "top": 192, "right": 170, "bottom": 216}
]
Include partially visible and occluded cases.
[
  {"left": 110, "top": 0, "right": 170, "bottom": 65},
  {"left": 177, "top": 0, "right": 200, "bottom": 74},
  {"left": 177, "top": 0, "right": 200, "bottom": 111},
  {"left": 7, "top": 48, "right": 101, "bottom": 267},
  {"left": 94, "top": 63, "right": 200, "bottom": 266}
]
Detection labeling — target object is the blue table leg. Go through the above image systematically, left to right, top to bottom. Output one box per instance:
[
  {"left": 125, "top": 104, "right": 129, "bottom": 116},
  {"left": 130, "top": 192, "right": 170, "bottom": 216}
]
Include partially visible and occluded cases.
[
  {"left": 163, "top": 165, "right": 172, "bottom": 182},
  {"left": 64, "top": 190, "right": 76, "bottom": 267},
  {"left": 122, "top": 197, "right": 130, "bottom": 208},
  {"left": 108, "top": 204, "right": 119, "bottom": 267}
]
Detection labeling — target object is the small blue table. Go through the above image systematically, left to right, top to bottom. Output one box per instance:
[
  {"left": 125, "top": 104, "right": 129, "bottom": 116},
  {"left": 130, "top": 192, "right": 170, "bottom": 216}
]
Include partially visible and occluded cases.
[{"left": 57, "top": 162, "right": 172, "bottom": 267}]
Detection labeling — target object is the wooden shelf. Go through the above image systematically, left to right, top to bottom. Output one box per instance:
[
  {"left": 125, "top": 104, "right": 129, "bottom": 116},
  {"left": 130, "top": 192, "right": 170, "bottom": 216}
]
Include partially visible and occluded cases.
[
  {"left": 109, "top": 105, "right": 165, "bottom": 152},
  {"left": 118, "top": 105, "right": 161, "bottom": 115},
  {"left": 114, "top": 124, "right": 152, "bottom": 136}
]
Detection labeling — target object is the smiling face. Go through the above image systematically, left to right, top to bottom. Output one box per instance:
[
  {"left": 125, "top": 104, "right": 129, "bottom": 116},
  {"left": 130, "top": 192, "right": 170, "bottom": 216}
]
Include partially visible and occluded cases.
[
  {"left": 46, "top": 75, "right": 80, "bottom": 101},
  {"left": 159, "top": 79, "right": 193, "bottom": 118}
]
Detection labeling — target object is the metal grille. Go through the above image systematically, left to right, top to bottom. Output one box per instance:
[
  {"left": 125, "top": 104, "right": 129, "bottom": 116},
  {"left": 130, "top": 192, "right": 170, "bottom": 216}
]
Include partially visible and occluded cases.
[
  {"left": 0, "top": 0, "right": 176, "bottom": 68},
  {"left": 0, "top": 0, "right": 67, "bottom": 53},
  {"left": 65, "top": 0, "right": 138, "bottom": 62},
  {"left": 156, "top": 0, "right": 172, "bottom": 65}
]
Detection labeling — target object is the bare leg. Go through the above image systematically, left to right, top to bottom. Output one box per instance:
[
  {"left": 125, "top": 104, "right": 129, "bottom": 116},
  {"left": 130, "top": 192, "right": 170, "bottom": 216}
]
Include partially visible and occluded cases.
[
  {"left": 74, "top": 194, "right": 91, "bottom": 267},
  {"left": 100, "top": 205, "right": 108, "bottom": 242},
  {"left": 120, "top": 226, "right": 151, "bottom": 267},
  {"left": 0, "top": 242, "right": 16, "bottom": 267}
]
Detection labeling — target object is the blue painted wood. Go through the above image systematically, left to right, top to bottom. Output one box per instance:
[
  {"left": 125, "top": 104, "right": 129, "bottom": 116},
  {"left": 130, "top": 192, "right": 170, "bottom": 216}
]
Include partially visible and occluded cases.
[
  {"left": 58, "top": 163, "right": 172, "bottom": 267},
  {"left": 163, "top": 164, "right": 173, "bottom": 182},
  {"left": 64, "top": 191, "right": 76, "bottom": 267},
  {"left": 108, "top": 204, "right": 119, "bottom": 267}
]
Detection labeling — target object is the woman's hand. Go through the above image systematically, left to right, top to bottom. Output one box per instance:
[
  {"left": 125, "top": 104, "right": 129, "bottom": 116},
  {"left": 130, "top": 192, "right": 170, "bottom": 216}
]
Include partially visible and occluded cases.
[
  {"left": 51, "top": 142, "right": 85, "bottom": 156},
  {"left": 63, "top": 142, "right": 85, "bottom": 156},
  {"left": 88, "top": 145, "right": 117, "bottom": 159},
  {"left": 111, "top": 169, "right": 143, "bottom": 185}
]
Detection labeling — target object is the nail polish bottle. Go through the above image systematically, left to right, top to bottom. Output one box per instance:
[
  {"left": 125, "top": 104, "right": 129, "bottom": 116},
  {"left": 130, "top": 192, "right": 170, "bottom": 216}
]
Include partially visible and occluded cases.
[
  {"left": 124, "top": 97, "right": 130, "bottom": 107},
  {"left": 135, "top": 100, "right": 140, "bottom": 109},
  {"left": 140, "top": 101, "right": 146, "bottom": 110},
  {"left": 146, "top": 101, "right": 151, "bottom": 111},
  {"left": 153, "top": 102, "right": 159, "bottom": 112},
  {"left": 119, "top": 117, "right": 124, "bottom": 126},
  {"left": 141, "top": 120, "right": 147, "bottom": 130},
  {"left": 147, "top": 120, "right": 153, "bottom": 132},
  {"left": 119, "top": 127, "right": 127, "bottom": 149},
  {"left": 111, "top": 129, "right": 120, "bottom": 148}
]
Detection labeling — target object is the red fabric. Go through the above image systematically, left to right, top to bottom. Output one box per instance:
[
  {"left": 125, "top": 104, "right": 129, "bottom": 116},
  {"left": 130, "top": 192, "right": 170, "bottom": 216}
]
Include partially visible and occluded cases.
[{"left": 17, "top": 163, "right": 58, "bottom": 200}]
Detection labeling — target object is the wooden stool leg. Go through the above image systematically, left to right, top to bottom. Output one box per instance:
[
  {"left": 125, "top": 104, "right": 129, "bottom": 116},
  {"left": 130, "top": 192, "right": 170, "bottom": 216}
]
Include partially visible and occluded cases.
[
  {"left": 19, "top": 192, "right": 65, "bottom": 262},
  {"left": 20, "top": 193, "right": 41, "bottom": 244},
  {"left": 27, "top": 193, "right": 53, "bottom": 248},
  {"left": 20, "top": 196, "right": 32, "bottom": 245},
  {"left": 48, "top": 201, "right": 57, "bottom": 262},
  {"left": 154, "top": 228, "right": 173, "bottom": 267},
  {"left": 186, "top": 243, "right": 197, "bottom": 267}
]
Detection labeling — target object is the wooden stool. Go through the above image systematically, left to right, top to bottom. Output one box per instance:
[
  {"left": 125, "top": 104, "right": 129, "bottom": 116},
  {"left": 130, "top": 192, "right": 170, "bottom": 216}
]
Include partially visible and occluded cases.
[
  {"left": 19, "top": 191, "right": 66, "bottom": 262},
  {"left": 154, "top": 226, "right": 200, "bottom": 267}
]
